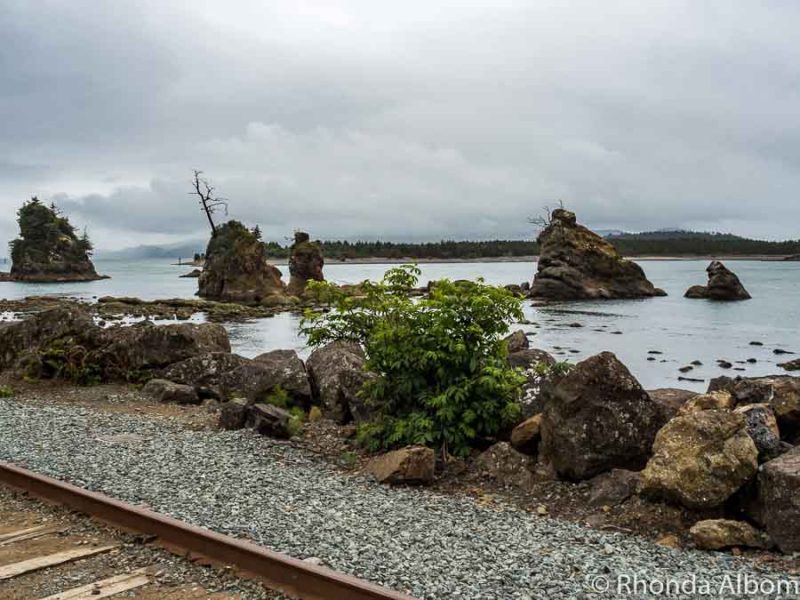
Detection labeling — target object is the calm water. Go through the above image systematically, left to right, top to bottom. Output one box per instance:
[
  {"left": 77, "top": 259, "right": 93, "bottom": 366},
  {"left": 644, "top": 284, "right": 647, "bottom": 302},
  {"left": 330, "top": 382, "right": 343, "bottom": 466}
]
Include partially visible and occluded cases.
[{"left": 1, "top": 259, "right": 798, "bottom": 391}]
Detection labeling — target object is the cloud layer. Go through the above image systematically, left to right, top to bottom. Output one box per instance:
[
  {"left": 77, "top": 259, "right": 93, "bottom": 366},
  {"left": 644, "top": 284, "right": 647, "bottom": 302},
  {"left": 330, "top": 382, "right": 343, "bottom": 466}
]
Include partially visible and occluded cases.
[{"left": 2, "top": 1, "right": 800, "bottom": 249}]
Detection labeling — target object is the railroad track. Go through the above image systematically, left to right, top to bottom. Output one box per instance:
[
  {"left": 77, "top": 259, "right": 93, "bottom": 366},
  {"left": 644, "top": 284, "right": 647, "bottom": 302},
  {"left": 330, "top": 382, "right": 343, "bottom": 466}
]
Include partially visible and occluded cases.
[{"left": 0, "top": 461, "right": 417, "bottom": 600}]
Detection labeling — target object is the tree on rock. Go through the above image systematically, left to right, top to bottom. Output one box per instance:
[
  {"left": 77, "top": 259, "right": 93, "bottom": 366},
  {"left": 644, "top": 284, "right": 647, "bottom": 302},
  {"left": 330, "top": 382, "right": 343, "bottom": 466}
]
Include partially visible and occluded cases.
[
  {"left": 190, "top": 170, "right": 228, "bottom": 236},
  {"left": 8, "top": 197, "right": 105, "bottom": 282},
  {"left": 530, "top": 208, "right": 665, "bottom": 300},
  {"left": 197, "top": 220, "right": 286, "bottom": 304},
  {"left": 287, "top": 231, "right": 324, "bottom": 297}
]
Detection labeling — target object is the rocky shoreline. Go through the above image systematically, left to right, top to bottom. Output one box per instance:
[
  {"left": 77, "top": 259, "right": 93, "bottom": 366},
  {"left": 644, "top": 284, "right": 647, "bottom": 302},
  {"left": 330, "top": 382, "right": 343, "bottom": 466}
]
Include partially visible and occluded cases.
[{"left": 1, "top": 306, "right": 800, "bottom": 561}]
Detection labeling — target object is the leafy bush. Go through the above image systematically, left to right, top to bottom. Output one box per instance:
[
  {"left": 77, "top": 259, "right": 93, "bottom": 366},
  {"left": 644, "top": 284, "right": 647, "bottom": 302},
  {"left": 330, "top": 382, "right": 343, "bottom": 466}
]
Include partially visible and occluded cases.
[
  {"left": 301, "top": 265, "right": 525, "bottom": 457},
  {"left": 262, "top": 384, "right": 290, "bottom": 408},
  {"left": 0, "top": 385, "right": 14, "bottom": 398}
]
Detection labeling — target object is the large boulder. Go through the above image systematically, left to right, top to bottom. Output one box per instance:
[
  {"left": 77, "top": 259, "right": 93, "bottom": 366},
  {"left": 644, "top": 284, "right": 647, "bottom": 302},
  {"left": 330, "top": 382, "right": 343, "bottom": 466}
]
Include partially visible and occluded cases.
[
  {"left": 529, "top": 209, "right": 665, "bottom": 300},
  {"left": 198, "top": 220, "right": 286, "bottom": 305},
  {"left": 286, "top": 231, "right": 324, "bottom": 297},
  {"left": 685, "top": 261, "right": 751, "bottom": 300},
  {"left": 0, "top": 306, "right": 96, "bottom": 372},
  {"left": 94, "top": 321, "right": 230, "bottom": 377},
  {"left": 306, "top": 341, "right": 367, "bottom": 423},
  {"left": 218, "top": 350, "right": 312, "bottom": 408},
  {"left": 252, "top": 350, "right": 312, "bottom": 407},
  {"left": 162, "top": 352, "right": 251, "bottom": 398},
  {"left": 539, "top": 352, "right": 663, "bottom": 481},
  {"left": 142, "top": 379, "right": 200, "bottom": 405},
  {"left": 640, "top": 410, "right": 758, "bottom": 509},
  {"left": 366, "top": 446, "right": 435, "bottom": 485},
  {"left": 758, "top": 446, "right": 800, "bottom": 552},
  {"left": 689, "top": 519, "right": 772, "bottom": 551}
]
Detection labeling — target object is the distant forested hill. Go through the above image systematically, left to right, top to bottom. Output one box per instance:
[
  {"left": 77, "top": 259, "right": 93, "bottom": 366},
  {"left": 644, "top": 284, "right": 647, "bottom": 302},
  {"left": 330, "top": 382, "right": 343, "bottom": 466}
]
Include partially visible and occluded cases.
[
  {"left": 98, "top": 231, "right": 800, "bottom": 262},
  {"left": 292, "top": 232, "right": 800, "bottom": 259}
]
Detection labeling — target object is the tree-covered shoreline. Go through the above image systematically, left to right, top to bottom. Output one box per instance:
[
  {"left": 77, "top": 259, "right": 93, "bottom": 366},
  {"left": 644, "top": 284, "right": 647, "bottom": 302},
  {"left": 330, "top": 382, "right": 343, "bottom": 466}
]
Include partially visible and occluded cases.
[{"left": 262, "top": 233, "right": 800, "bottom": 261}]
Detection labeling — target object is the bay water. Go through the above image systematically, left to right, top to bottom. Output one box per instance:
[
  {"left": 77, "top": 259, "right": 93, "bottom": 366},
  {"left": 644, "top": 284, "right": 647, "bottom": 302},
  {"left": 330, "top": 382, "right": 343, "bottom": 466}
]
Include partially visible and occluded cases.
[{"left": 1, "top": 258, "right": 798, "bottom": 391}]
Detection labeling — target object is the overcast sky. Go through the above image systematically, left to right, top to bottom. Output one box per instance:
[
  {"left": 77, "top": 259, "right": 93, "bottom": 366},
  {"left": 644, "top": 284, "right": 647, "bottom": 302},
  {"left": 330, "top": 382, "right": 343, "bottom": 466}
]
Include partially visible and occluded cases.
[{"left": 2, "top": 1, "right": 800, "bottom": 250}]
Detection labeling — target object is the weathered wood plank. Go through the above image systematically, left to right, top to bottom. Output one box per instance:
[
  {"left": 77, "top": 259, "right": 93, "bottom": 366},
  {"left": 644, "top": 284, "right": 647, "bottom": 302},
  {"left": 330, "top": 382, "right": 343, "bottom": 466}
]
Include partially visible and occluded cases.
[
  {"left": 0, "top": 524, "right": 52, "bottom": 542},
  {"left": 0, "top": 525, "right": 64, "bottom": 547},
  {"left": 0, "top": 544, "right": 118, "bottom": 580},
  {"left": 38, "top": 568, "right": 150, "bottom": 600}
]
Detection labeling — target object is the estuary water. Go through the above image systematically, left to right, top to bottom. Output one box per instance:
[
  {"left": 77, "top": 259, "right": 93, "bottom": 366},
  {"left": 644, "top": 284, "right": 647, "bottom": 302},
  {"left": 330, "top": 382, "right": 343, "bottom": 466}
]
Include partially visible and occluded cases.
[{"left": 1, "top": 258, "right": 798, "bottom": 391}]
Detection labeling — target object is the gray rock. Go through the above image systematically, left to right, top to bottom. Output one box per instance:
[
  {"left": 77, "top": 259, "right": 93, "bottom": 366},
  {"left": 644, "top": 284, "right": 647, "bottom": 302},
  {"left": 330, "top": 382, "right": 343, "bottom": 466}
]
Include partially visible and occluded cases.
[
  {"left": 306, "top": 341, "right": 367, "bottom": 423},
  {"left": 253, "top": 349, "right": 312, "bottom": 407},
  {"left": 163, "top": 352, "right": 251, "bottom": 398},
  {"left": 142, "top": 378, "right": 200, "bottom": 405},
  {"left": 218, "top": 397, "right": 250, "bottom": 430},
  {"left": 246, "top": 403, "right": 294, "bottom": 439},
  {"left": 471, "top": 442, "right": 537, "bottom": 491},
  {"left": 588, "top": 469, "right": 640, "bottom": 508}
]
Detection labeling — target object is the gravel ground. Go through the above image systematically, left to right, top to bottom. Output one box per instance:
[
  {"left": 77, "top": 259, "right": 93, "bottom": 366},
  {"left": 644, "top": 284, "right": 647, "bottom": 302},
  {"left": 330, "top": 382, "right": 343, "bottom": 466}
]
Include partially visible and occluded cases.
[{"left": 1, "top": 398, "right": 797, "bottom": 599}]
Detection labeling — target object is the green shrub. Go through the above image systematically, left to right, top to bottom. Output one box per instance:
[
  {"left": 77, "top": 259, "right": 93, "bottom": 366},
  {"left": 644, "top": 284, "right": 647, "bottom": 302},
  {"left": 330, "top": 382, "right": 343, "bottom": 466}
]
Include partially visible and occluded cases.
[
  {"left": 301, "top": 264, "right": 525, "bottom": 457},
  {"left": 263, "top": 384, "right": 290, "bottom": 408},
  {"left": 0, "top": 385, "right": 14, "bottom": 398}
]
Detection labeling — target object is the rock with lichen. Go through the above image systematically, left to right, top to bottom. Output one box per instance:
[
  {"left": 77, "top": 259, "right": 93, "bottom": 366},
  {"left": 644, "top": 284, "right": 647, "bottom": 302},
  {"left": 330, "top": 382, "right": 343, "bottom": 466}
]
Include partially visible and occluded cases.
[
  {"left": 6, "top": 197, "right": 106, "bottom": 282},
  {"left": 530, "top": 209, "right": 665, "bottom": 300},
  {"left": 198, "top": 221, "right": 286, "bottom": 304},
  {"left": 287, "top": 231, "right": 324, "bottom": 296}
]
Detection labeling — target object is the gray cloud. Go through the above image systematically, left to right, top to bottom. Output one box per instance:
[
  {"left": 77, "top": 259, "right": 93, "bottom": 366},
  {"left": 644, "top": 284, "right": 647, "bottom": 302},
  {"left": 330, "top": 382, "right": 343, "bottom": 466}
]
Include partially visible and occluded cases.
[{"left": 1, "top": 0, "right": 800, "bottom": 250}]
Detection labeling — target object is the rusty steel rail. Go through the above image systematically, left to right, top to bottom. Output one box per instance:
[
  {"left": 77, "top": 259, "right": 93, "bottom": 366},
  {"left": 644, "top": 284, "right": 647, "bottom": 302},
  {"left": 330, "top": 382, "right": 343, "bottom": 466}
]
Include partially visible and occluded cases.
[{"left": 0, "top": 461, "right": 418, "bottom": 600}]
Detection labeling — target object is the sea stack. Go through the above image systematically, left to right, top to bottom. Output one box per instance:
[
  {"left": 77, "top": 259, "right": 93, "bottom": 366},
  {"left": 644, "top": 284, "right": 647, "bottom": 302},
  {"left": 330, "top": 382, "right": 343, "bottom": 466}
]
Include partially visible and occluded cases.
[
  {"left": 4, "top": 197, "right": 106, "bottom": 282},
  {"left": 529, "top": 209, "right": 665, "bottom": 300},
  {"left": 197, "top": 221, "right": 286, "bottom": 304},
  {"left": 287, "top": 231, "right": 324, "bottom": 296},
  {"left": 685, "top": 261, "right": 751, "bottom": 300}
]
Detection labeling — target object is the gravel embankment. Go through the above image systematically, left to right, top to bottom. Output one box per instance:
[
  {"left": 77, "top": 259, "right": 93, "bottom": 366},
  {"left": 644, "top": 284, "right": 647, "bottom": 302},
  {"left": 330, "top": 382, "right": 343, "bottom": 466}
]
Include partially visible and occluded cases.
[{"left": 0, "top": 398, "right": 794, "bottom": 599}]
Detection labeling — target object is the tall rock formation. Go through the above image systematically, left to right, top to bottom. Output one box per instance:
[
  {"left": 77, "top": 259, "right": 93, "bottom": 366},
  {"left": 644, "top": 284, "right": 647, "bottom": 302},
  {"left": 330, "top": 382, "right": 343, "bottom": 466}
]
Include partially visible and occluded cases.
[
  {"left": 5, "top": 198, "right": 105, "bottom": 282},
  {"left": 530, "top": 209, "right": 665, "bottom": 300},
  {"left": 197, "top": 221, "right": 286, "bottom": 304},
  {"left": 287, "top": 231, "right": 324, "bottom": 296},
  {"left": 685, "top": 261, "right": 751, "bottom": 300}
]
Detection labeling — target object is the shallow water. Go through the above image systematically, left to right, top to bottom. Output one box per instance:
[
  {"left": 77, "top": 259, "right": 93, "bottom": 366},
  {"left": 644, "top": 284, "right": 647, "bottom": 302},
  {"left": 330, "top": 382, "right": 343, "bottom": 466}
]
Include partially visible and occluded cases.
[{"left": 1, "top": 258, "right": 798, "bottom": 391}]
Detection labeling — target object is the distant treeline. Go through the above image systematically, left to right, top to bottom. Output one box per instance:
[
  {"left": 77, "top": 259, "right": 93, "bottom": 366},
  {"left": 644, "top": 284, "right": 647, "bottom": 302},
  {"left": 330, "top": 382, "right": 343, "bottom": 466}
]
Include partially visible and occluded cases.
[{"left": 261, "top": 232, "right": 800, "bottom": 260}]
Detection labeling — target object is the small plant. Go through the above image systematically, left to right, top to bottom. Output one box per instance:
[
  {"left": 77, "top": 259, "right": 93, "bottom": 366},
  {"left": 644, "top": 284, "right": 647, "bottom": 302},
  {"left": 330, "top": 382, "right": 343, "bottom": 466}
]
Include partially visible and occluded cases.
[
  {"left": 302, "top": 264, "right": 525, "bottom": 457},
  {"left": 0, "top": 385, "right": 14, "bottom": 398},
  {"left": 263, "top": 385, "right": 290, "bottom": 408},
  {"left": 308, "top": 406, "right": 323, "bottom": 422},
  {"left": 287, "top": 412, "right": 305, "bottom": 437},
  {"left": 339, "top": 451, "right": 359, "bottom": 469}
]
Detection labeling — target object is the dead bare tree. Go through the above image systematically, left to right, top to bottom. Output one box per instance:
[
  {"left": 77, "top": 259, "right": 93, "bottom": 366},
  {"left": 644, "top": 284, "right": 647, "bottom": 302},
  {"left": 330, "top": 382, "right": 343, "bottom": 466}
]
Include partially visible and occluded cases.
[
  {"left": 190, "top": 170, "right": 228, "bottom": 236},
  {"left": 528, "top": 200, "right": 566, "bottom": 233}
]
